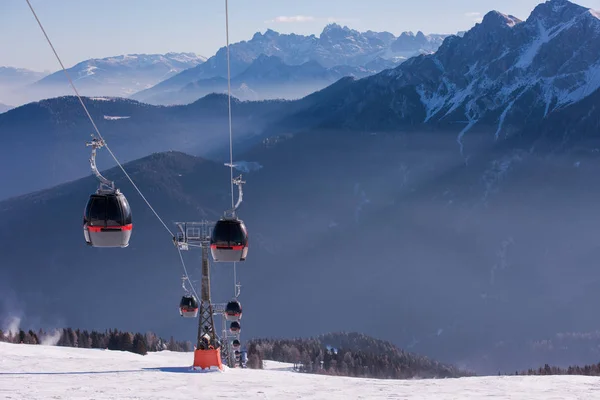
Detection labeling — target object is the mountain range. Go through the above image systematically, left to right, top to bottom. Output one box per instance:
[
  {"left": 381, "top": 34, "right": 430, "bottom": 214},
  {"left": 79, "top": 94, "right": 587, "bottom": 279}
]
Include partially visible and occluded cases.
[
  {"left": 2, "top": 0, "right": 600, "bottom": 376},
  {"left": 264, "top": 0, "right": 600, "bottom": 156},
  {"left": 131, "top": 24, "right": 449, "bottom": 105},
  {"left": 3, "top": 25, "right": 448, "bottom": 107},
  {"left": 16, "top": 52, "right": 207, "bottom": 105},
  {"left": 145, "top": 55, "right": 377, "bottom": 104},
  {"left": 0, "top": 66, "right": 47, "bottom": 85},
  {"left": 0, "top": 67, "right": 48, "bottom": 106}
]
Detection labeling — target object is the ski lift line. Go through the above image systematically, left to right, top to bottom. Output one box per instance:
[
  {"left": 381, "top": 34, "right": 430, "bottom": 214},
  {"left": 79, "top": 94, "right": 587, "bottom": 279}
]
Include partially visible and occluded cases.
[
  {"left": 24, "top": 0, "right": 175, "bottom": 239},
  {"left": 25, "top": 0, "right": 197, "bottom": 295},
  {"left": 225, "top": 0, "right": 235, "bottom": 211},
  {"left": 224, "top": 1, "right": 243, "bottom": 301},
  {"left": 178, "top": 247, "right": 201, "bottom": 301},
  {"left": 233, "top": 261, "right": 237, "bottom": 298}
]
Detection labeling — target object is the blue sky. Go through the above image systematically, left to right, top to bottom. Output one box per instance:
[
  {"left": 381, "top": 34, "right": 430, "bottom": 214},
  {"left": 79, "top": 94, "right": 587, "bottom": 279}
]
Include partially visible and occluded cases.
[{"left": 2, "top": 0, "right": 600, "bottom": 71}]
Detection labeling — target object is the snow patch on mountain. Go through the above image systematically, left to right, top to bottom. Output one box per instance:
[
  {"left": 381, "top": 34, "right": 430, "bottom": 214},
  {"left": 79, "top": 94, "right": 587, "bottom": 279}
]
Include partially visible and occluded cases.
[
  {"left": 391, "top": 0, "right": 600, "bottom": 154},
  {"left": 29, "top": 53, "right": 206, "bottom": 101},
  {"left": 103, "top": 115, "right": 131, "bottom": 120},
  {"left": 232, "top": 161, "right": 263, "bottom": 173}
]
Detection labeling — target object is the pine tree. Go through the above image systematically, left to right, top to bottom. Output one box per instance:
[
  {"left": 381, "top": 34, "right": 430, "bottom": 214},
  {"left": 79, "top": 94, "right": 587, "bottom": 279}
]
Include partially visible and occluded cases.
[
  {"left": 28, "top": 330, "right": 39, "bottom": 344},
  {"left": 107, "top": 330, "right": 120, "bottom": 350},
  {"left": 120, "top": 332, "right": 134, "bottom": 352},
  {"left": 132, "top": 333, "right": 148, "bottom": 356}
]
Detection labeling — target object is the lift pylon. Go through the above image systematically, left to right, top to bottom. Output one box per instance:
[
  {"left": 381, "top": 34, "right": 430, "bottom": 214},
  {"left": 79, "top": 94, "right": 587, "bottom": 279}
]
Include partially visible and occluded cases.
[{"left": 174, "top": 221, "right": 223, "bottom": 371}]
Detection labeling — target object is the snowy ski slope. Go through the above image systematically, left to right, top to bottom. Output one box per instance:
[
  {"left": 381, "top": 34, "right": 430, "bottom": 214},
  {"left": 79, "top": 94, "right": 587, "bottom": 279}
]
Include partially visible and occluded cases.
[{"left": 0, "top": 342, "right": 598, "bottom": 399}]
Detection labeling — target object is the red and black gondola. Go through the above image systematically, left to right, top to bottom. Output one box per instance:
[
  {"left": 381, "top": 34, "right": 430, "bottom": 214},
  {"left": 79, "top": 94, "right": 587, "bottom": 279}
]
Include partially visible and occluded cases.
[
  {"left": 83, "top": 190, "right": 132, "bottom": 248},
  {"left": 210, "top": 218, "right": 248, "bottom": 262},
  {"left": 179, "top": 295, "right": 199, "bottom": 318},
  {"left": 225, "top": 300, "right": 242, "bottom": 321},
  {"left": 230, "top": 321, "right": 241, "bottom": 334}
]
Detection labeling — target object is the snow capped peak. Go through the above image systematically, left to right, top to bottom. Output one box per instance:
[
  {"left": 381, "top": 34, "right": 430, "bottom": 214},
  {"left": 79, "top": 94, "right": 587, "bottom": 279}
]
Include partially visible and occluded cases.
[
  {"left": 355, "top": 0, "right": 600, "bottom": 155},
  {"left": 528, "top": 0, "right": 589, "bottom": 27},
  {"left": 480, "top": 11, "right": 523, "bottom": 29},
  {"left": 320, "top": 23, "right": 357, "bottom": 40},
  {"left": 322, "top": 23, "right": 346, "bottom": 33},
  {"left": 264, "top": 28, "right": 280, "bottom": 37},
  {"left": 253, "top": 29, "right": 280, "bottom": 40},
  {"left": 33, "top": 52, "right": 206, "bottom": 99},
  {"left": 164, "top": 52, "right": 208, "bottom": 63}
]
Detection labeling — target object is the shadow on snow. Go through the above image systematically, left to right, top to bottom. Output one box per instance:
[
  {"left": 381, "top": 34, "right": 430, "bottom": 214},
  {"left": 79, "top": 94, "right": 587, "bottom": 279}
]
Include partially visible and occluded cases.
[{"left": 0, "top": 366, "right": 221, "bottom": 375}]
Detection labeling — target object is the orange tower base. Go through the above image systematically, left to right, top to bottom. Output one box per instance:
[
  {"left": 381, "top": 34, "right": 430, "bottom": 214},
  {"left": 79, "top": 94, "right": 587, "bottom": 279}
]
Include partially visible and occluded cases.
[{"left": 193, "top": 349, "right": 223, "bottom": 370}]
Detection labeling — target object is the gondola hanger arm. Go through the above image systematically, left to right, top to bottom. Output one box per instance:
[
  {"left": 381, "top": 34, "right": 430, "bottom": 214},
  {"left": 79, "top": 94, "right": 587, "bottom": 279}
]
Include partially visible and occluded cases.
[
  {"left": 86, "top": 136, "right": 115, "bottom": 192},
  {"left": 225, "top": 174, "right": 245, "bottom": 218}
]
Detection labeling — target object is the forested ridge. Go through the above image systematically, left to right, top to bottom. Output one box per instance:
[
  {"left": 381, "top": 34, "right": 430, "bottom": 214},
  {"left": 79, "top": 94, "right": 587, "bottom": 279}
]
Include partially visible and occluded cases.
[
  {"left": 0, "top": 327, "right": 192, "bottom": 356},
  {"left": 246, "top": 332, "right": 472, "bottom": 379},
  {"left": 511, "top": 363, "right": 600, "bottom": 376}
]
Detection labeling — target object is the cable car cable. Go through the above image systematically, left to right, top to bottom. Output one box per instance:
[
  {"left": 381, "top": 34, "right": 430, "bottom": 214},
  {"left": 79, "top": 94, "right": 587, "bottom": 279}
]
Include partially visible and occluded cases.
[
  {"left": 24, "top": 0, "right": 199, "bottom": 298},
  {"left": 24, "top": 0, "right": 174, "bottom": 239},
  {"left": 224, "top": 0, "right": 241, "bottom": 299},
  {"left": 225, "top": 0, "right": 235, "bottom": 212},
  {"left": 177, "top": 247, "right": 200, "bottom": 300}
]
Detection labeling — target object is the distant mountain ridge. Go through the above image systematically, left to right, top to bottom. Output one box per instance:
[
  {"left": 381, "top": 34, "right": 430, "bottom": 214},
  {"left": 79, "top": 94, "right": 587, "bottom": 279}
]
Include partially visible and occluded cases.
[
  {"left": 131, "top": 24, "right": 450, "bottom": 104},
  {"left": 31, "top": 52, "right": 207, "bottom": 97},
  {"left": 1, "top": 53, "right": 206, "bottom": 106},
  {"left": 148, "top": 55, "right": 376, "bottom": 104},
  {"left": 0, "top": 66, "right": 48, "bottom": 86},
  {"left": 0, "top": 67, "right": 49, "bottom": 106}
]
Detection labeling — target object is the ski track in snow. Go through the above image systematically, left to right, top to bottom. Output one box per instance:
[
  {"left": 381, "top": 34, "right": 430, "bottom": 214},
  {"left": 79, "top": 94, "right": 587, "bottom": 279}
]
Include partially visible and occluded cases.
[{"left": 1, "top": 342, "right": 599, "bottom": 399}]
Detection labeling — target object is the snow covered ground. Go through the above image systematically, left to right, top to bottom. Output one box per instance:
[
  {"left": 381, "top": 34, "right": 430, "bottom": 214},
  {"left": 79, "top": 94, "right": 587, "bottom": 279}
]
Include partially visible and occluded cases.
[{"left": 0, "top": 342, "right": 599, "bottom": 399}]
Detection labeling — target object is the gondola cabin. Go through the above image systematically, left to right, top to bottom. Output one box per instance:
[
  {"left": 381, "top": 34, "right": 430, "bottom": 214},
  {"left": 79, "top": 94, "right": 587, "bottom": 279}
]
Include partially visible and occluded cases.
[
  {"left": 83, "top": 191, "right": 132, "bottom": 248},
  {"left": 210, "top": 218, "right": 248, "bottom": 262},
  {"left": 179, "top": 295, "right": 199, "bottom": 318},
  {"left": 225, "top": 300, "right": 242, "bottom": 321},
  {"left": 230, "top": 321, "right": 241, "bottom": 334},
  {"left": 232, "top": 339, "right": 241, "bottom": 350}
]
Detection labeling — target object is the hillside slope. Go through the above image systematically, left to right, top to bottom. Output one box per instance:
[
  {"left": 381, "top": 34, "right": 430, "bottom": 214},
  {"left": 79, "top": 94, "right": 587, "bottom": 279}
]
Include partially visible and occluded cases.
[
  {"left": 0, "top": 95, "right": 287, "bottom": 199},
  {"left": 0, "top": 342, "right": 598, "bottom": 399}
]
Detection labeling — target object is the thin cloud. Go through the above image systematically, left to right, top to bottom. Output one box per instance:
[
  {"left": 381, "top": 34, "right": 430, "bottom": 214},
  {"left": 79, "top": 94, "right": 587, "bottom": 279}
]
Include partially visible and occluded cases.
[
  {"left": 465, "top": 12, "right": 483, "bottom": 23},
  {"left": 264, "top": 15, "right": 359, "bottom": 25},
  {"left": 266, "top": 15, "right": 316, "bottom": 23}
]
